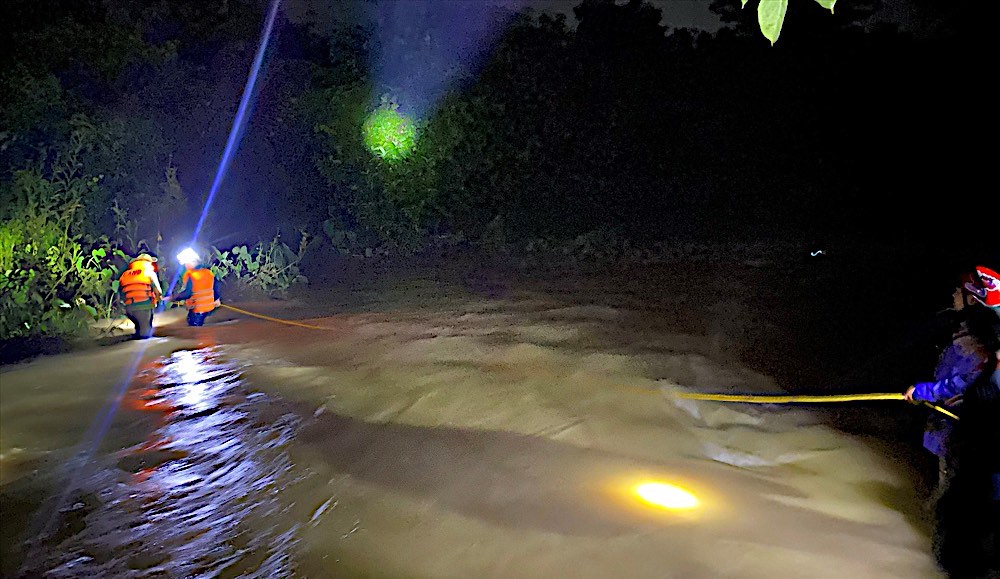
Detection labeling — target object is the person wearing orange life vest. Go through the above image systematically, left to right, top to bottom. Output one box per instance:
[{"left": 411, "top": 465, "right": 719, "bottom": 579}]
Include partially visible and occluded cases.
[
  {"left": 166, "top": 248, "right": 220, "bottom": 326},
  {"left": 118, "top": 253, "right": 163, "bottom": 339}
]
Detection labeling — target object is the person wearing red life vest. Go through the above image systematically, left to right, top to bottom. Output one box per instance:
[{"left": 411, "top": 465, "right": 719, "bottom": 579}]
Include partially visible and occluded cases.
[{"left": 118, "top": 253, "right": 163, "bottom": 339}]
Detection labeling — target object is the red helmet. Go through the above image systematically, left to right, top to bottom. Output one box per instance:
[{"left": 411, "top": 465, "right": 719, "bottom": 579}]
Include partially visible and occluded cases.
[{"left": 965, "top": 265, "right": 1000, "bottom": 308}]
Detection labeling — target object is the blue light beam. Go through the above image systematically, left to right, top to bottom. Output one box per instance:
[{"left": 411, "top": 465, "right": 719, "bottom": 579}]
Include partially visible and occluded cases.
[
  {"left": 33, "top": 0, "right": 284, "bottom": 546},
  {"left": 170, "top": 0, "right": 281, "bottom": 295},
  {"left": 193, "top": 0, "right": 281, "bottom": 242},
  {"left": 35, "top": 341, "right": 151, "bottom": 542}
]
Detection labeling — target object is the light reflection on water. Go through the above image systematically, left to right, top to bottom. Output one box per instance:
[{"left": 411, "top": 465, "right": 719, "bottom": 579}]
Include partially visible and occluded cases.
[{"left": 23, "top": 346, "right": 301, "bottom": 578}]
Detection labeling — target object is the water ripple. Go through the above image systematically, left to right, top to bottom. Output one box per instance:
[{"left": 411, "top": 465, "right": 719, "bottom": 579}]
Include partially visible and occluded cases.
[{"left": 23, "top": 347, "right": 301, "bottom": 578}]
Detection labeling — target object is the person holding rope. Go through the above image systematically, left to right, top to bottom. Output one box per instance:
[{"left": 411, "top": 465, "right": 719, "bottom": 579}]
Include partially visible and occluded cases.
[
  {"left": 166, "top": 248, "right": 220, "bottom": 326},
  {"left": 903, "top": 266, "right": 1000, "bottom": 575},
  {"left": 940, "top": 326, "right": 1000, "bottom": 577}
]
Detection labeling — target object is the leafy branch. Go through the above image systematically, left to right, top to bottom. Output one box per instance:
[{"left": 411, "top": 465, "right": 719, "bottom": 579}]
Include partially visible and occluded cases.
[{"left": 745, "top": 0, "right": 837, "bottom": 45}]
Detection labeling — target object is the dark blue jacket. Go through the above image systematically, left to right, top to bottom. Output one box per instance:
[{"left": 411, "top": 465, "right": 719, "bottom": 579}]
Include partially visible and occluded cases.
[{"left": 913, "top": 325, "right": 991, "bottom": 457}]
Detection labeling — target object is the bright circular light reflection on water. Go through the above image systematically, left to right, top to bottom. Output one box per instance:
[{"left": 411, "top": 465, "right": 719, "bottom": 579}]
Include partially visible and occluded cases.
[{"left": 633, "top": 481, "right": 699, "bottom": 510}]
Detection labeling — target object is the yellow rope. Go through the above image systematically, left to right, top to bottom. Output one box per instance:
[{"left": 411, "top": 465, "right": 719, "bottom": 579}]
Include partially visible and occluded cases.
[
  {"left": 220, "top": 303, "right": 331, "bottom": 331},
  {"left": 216, "top": 304, "right": 962, "bottom": 421},
  {"left": 670, "top": 390, "right": 959, "bottom": 420},
  {"left": 673, "top": 392, "right": 904, "bottom": 403},
  {"left": 920, "top": 401, "right": 960, "bottom": 420}
]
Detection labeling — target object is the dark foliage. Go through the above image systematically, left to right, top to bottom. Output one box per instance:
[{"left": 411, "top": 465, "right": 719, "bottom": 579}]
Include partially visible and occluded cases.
[{"left": 1, "top": 0, "right": 992, "bottom": 261}]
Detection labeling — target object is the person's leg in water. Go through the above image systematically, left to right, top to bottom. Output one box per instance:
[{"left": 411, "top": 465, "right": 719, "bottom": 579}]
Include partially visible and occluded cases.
[
  {"left": 125, "top": 305, "right": 154, "bottom": 339},
  {"left": 139, "top": 308, "right": 154, "bottom": 338},
  {"left": 125, "top": 309, "right": 139, "bottom": 337},
  {"left": 186, "top": 309, "right": 214, "bottom": 327},
  {"left": 923, "top": 419, "right": 955, "bottom": 510},
  {"left": 934, "top": 420, "right": 1000, "bottom": 578},
  {"left": 934, "top": 454, "right": 950, "bottom": 505},
  {"left": 935, "top": 461, "right": 1000, "bottom": 577},
  {"left": 934, "top": 465, "right": 970, "bottom": 575},
  {"left": 984, "top": 473, "right": 1000, "bottom": 574}
]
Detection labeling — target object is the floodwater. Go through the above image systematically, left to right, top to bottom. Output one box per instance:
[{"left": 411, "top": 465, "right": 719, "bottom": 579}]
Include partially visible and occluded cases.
[{"left": 1, "top": 257, "right": 946, "bottom": 577}]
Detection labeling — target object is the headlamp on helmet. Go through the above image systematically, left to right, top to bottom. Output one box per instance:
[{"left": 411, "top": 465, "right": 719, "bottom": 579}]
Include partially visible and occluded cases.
[{"left": 176, "top": 248, "right": 200, "bottom": 264}]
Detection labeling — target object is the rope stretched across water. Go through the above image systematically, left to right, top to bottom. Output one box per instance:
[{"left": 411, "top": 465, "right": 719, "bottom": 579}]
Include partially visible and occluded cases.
[
  {"left": 216, "top": 303, "right": 959, "bottom": 421},
  {"left": 219, "top": 303, "right": 331, "bottom": 331},
  {"left": 672, "top": 390, "right": 959, "bottom": 420}
]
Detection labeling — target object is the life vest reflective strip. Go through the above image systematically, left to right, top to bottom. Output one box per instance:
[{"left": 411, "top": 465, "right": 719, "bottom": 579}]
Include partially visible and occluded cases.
[
  {"left": 119, "top": 264, "right": 155, "bottom": 305},
  {"left": 183, "top": 268, "right": 216, "bottom": 313}
]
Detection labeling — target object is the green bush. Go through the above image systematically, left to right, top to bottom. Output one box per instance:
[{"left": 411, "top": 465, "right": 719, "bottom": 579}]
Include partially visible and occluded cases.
[
  {"left": 0, "top": 169, "right": 125, "bottom": 340},
  {"left": 209, "top": 231, "right": 310, "bottom": 297}
]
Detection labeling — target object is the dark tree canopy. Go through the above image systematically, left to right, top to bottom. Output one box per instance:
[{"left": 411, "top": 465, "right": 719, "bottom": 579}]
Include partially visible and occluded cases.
[{"left": 0, "top": 0, "right": 992, "bottom": 256}]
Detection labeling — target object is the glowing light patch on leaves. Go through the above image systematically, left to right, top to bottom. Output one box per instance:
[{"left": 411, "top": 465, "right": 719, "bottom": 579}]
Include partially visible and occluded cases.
[
  {"left": 363, "top": 108, "right": 417, "bottom": 161},
  {"left": 633, "top": 482, "right": 699, "bottom": 510}
]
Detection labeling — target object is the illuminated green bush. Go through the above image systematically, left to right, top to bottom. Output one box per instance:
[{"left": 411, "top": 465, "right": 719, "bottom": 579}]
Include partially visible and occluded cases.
[{"left": 363, "top": 107, "right": 417, "bottom": 161}]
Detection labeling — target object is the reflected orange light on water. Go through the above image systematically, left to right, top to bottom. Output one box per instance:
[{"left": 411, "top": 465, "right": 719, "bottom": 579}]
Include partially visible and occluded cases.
[
  {"left": 604, "top": 474, "right": 714, "bottom": 522},
  {"left": 633, "top": 481, "right": 699, "bottom": 510}
]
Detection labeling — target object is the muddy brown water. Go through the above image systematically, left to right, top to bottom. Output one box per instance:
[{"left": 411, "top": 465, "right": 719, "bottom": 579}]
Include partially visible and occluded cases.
[{"left": 1, "top": 253, "right": 951, "bottom": 577}]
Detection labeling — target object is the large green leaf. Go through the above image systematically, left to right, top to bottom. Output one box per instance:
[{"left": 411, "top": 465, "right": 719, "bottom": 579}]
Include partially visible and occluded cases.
[
  {"left": 758, "top": 0, "right": 788, "bottom": 45},
  {"left": 814, "top": 0, "right": 836, "bottom": 11}
]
